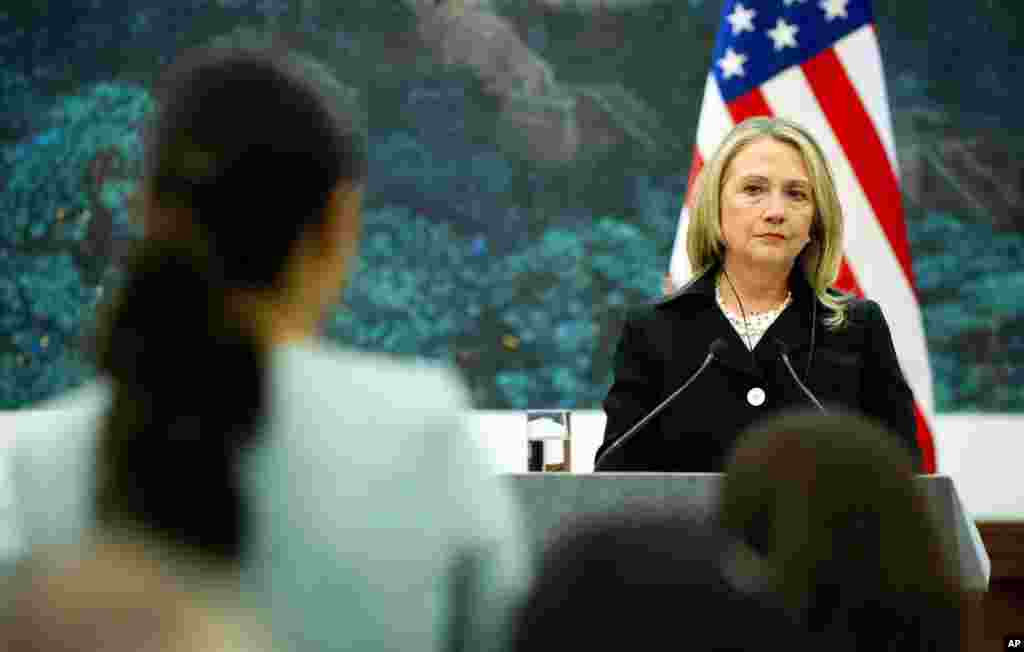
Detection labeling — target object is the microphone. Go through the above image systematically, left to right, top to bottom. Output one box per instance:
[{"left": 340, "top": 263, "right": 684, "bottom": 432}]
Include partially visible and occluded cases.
[
  {"left": 594, "top": 338, "right": 728, "bottom": 471},
  {"left": 774, "top": 338, "right": 827, "bottom": 414}
]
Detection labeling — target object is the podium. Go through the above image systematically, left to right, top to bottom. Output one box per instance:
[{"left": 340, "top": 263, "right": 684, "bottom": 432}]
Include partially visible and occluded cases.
[{"left": 502, "top": 473, "right": 991, "bottom": 591}]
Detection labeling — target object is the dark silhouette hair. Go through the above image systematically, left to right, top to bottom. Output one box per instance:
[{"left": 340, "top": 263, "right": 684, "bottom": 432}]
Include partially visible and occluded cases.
[
  {"left": 92, "top": 44, "right": 366, "bottom": 565},
  {"left": 718, "top": 411, "right": 964, "bottom": 651},
  {"left": 512, "top": 507, "right": 810, "bottom": 651}
]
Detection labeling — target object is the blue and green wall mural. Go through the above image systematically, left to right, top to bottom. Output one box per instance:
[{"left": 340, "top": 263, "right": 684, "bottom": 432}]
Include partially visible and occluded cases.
[{"left": 1, "top": 1, "right": 1021, "bottom": 410}]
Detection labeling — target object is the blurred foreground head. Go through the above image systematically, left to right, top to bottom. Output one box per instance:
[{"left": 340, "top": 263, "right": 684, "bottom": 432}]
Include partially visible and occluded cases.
[
  {"left": 137, "top": 40, "right": 367, "bottom": 337},
  {"left": 93, "top": 43, "right": 366, "bottom": 567},
  {"left": 719, "top": 411, "right": 963, "bottom": 649},
  {"left": 512, "top": 508, "right": 809, "bottom": 651}
]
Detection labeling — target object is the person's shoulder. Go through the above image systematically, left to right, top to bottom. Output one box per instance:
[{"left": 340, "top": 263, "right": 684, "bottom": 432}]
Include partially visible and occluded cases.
[
  {"left": 647, "top": 268, "right": 719, "bottom": 317},
  {"left": 652, "top": 272, "right": 705, "bottom": 307},
  {"left": 621, "top": 277, "right": 703, "bottom": 319},
  {"left": 607, "top": 289, "right": 707, "bottom": 346},
  {"left": 835, "top": 293, "right": 886, "bottom": 327},
  {"left": 618, "top": 300, "right": 659, "bottom": 325},
  {"left": 287, "top": 338, "right": 469, "bottom": 410},
  {"left": 271, "top": 339, "right": 471, "bottom": 447},
  {"left": 7, "top": 379, "right": 112, "bottom": 554},
  {"left": 26, "top": 379, "right": 111, "bottom": 413},
  {"left": 10, "top": 380, "right": 111, "bottom": 454}
]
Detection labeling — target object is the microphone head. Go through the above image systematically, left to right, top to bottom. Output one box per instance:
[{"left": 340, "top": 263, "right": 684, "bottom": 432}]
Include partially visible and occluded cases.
[
  {"left": 709, "top": 338, "right": 728, "bottom": 357},
  {"left": 774, "top": 338, "right": 790, "bottom": 357}
]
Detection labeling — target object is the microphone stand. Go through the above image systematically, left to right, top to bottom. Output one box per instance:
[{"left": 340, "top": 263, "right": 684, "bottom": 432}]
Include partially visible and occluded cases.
[{"left": 594, "top": 339, "right": 726, "bottom": 471}]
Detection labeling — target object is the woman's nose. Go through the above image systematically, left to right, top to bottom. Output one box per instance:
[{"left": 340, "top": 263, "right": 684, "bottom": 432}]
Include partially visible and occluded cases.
[{"left": 764, "top": 192, "right": 787, "bottom": 222}]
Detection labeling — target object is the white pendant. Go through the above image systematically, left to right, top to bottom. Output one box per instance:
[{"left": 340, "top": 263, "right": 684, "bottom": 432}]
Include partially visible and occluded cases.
[{"left": 747, "top": 387, "right": 766, "bottom": 407}]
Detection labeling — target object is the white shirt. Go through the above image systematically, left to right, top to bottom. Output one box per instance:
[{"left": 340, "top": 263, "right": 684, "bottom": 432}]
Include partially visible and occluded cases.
[
  {"left": 716, "top": 284, "right": 792, "bottom": 350},
  {"left": 10, "top": 339, "right": 530, "bottom": 652}
]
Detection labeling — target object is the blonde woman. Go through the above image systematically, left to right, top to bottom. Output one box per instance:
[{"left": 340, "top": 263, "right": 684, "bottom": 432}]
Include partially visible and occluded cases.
[{"left": 596, "top": 116, "right": 919, "bottom": 472}]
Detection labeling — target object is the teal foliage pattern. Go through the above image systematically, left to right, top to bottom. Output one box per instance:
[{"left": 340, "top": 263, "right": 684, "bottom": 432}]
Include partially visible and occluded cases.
[{"left": 0, "top": 1, "right": 1021, "bottom": 411}]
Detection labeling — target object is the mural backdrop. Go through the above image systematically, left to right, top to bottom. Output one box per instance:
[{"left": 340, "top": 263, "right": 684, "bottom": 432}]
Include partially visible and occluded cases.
[{"left": 1, "top": 0, "right": 1021, "bottom": 410}]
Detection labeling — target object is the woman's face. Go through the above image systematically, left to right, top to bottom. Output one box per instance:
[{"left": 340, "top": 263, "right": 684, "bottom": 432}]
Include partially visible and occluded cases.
[{"left": 719, "top": 137, "right": 815, "bottom": 273}]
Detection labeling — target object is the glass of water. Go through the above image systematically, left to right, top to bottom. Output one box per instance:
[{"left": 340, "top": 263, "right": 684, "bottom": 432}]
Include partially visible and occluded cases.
[{"left": 526, "top": 409, "right": 572, "bottom": 472}]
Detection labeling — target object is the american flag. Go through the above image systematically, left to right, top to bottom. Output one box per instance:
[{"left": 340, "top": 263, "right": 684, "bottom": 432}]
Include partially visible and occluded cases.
[{"left": 668, "top": 0, "right": 936, "bottom": 472}]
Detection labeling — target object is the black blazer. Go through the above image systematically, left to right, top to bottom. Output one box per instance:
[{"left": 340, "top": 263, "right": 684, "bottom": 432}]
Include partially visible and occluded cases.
[{"left": 595, "top": 265, "right": 921, "bottom": 472}]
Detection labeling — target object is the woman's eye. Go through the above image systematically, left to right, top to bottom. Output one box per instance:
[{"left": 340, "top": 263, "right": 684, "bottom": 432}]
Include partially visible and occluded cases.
[
  {"left": 744, "top": 185, "right": 763, "bottom": 194},
  {"left": 788, "top": 189, "right": 808, "bottom": 200}
]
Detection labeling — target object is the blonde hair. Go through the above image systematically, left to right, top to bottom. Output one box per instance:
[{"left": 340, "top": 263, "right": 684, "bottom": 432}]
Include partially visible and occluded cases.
[{"left": 686, "top": 116, "right": 849, "bottom": 329}]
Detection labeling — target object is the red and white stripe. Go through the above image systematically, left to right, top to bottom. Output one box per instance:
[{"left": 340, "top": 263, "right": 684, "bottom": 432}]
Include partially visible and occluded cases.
[{"left": 669, "top": 25, "right": 936, "bottom": 471}]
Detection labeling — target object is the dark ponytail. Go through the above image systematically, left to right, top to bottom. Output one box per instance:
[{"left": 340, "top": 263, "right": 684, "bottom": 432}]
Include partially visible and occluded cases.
[
  {"left": 92, "top": 44, "right": 366, "bottom": 565},
  {"left": 93, "top": 241, "right": 264, "bottom": 565}
]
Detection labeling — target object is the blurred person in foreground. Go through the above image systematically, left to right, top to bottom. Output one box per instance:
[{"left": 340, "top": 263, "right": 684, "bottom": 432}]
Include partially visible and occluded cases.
[
  {"left": 11, "top": 43, "right": 529, "bottom": 652},
  {"left": 596, "top": 116, "right": 920, "bottom": 472},
  {"left": 718, "top": 411, "right": 964, "bottom": 651},
  {"left": 510, "top": 507, "right": 811, "bottom": 651},
  {"left": 2, "top": 540, "right": 264, "bottom": 652}
]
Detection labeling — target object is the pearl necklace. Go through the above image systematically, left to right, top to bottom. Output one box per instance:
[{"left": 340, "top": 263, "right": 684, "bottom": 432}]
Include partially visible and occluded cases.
[{"left": 716, "top": 282, "right": 792, "bottom": 348}]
